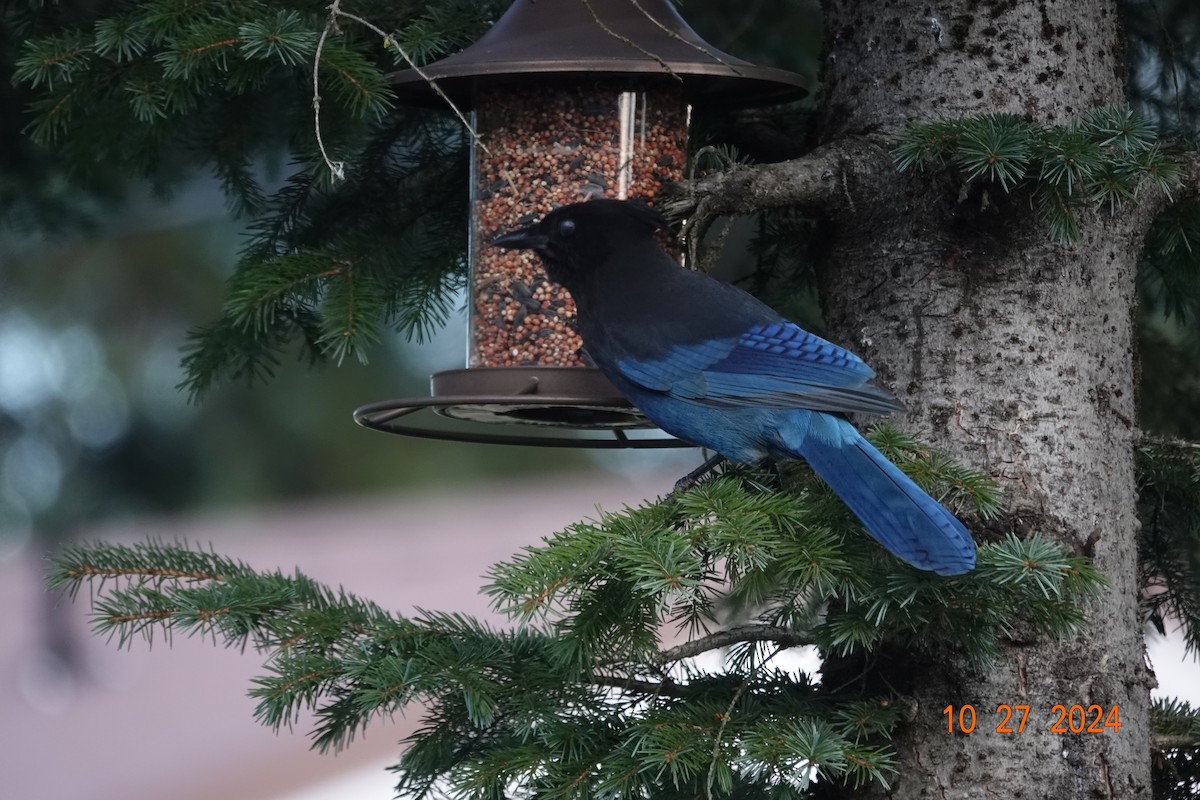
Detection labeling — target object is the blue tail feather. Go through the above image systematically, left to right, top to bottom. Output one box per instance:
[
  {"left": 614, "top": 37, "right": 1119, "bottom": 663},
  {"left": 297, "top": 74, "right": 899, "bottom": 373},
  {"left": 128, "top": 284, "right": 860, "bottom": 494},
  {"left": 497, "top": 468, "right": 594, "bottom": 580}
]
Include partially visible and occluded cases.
[{"left": 790, "top": 414, "right": 976, "bottom": 575}]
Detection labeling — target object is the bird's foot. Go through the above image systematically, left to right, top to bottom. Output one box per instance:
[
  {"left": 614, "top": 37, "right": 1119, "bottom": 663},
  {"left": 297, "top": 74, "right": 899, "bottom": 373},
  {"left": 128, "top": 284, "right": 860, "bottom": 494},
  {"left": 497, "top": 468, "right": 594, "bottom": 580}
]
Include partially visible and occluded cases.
[{"left": 667, "top": 453, "right": 728, "bottom": 501}]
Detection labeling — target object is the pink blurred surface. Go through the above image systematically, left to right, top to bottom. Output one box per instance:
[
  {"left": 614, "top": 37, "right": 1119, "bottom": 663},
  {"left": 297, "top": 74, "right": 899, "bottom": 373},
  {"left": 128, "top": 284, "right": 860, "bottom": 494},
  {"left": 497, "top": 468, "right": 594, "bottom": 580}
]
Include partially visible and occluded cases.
[{"left": 0, "top": 470, "right": 676, "bottom": 800}]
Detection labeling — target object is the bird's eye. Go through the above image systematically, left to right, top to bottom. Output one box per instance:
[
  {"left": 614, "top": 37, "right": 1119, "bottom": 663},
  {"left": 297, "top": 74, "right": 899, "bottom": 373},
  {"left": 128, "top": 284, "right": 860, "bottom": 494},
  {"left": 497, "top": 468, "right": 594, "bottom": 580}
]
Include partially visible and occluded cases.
[{"left": 557, "top": 218, "right": 576, "bottom": 237}]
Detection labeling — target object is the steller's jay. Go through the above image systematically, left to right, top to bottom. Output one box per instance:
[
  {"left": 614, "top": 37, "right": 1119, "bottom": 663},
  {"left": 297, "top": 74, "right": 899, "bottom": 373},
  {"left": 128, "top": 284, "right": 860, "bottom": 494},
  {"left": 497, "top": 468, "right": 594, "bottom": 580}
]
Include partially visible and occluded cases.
[{"left": 492, "top": 199, "right": 975, "bottom": 575}]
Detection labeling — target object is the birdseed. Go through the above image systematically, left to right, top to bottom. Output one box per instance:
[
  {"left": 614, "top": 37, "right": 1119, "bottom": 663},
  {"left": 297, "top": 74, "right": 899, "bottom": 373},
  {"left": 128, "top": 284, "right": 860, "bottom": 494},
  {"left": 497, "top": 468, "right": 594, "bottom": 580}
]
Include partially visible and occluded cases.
[{"left": 469, "top": 84, "right": 687, "bottom": 368}]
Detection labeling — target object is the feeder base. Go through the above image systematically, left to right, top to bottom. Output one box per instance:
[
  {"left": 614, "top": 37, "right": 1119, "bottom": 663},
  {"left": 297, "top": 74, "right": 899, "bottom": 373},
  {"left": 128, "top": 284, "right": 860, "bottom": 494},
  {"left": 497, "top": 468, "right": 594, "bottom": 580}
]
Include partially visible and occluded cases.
[{"left": 353, "top": 367, "right": 692, "bottom": 448}]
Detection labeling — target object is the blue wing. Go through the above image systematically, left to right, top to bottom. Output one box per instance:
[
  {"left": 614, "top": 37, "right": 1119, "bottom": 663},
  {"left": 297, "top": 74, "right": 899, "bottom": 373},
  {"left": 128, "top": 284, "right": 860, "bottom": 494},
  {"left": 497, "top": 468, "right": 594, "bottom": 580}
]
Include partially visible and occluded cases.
[{"left": 614, "top": 321, "right": 904, "bottom": 415}]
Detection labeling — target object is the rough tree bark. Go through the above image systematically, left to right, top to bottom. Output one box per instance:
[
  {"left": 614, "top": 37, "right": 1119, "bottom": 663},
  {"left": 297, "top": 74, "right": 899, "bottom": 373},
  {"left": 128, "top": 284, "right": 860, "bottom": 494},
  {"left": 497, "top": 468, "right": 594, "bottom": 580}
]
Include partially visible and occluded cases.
[
  {"left": 686, "top": 0, "right": 1175, "bottom": 796},
  {"left": 820, "top": 1, "right": 1148, "bottom": 796}
]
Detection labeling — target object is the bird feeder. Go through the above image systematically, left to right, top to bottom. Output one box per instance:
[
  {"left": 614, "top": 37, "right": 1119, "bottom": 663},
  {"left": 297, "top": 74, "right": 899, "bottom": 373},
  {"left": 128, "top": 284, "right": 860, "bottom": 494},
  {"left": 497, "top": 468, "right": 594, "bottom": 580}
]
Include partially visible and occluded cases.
[{"left": 354, "top": 0, "right": 809, "bottom": 446}]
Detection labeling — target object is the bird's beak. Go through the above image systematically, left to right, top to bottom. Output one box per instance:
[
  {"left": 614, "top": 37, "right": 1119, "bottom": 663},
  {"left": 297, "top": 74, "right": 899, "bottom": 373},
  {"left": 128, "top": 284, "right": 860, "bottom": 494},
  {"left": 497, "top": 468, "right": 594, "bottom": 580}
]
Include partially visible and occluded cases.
[{"left": 490, "top": 227, "right": 545, "bottom": 250}]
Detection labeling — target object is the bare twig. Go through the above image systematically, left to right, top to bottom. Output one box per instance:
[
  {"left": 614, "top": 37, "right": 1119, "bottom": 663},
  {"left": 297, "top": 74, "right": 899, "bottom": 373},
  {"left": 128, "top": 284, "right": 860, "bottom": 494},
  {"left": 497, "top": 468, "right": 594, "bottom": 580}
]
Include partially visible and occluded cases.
[
  {"left": 311, "top": 0, "right": 490, "bottom": 182},
  {"left": 581, "top": 0, "right": 677, "bottom": 80},
  {"left": 626, "top": 0, "right": 741, "bottom": 74},
  {"left": 330, "top": 6, "right": 486, "bottom": 155},
  {"left": 312, "top": 10, "right": 344, "bottom": 180},
  {"left": 657, "top": 623, "right": 812, "bottom": 664},
  {"left": 589, "top": 624, "right": 812, "bottom": 697},
  {"left": 705, "top": 645, "right": 785, "bottom": 800},
  {"left": 591, "top": 672, "right": 688, "bottom": 698},
  {"left": 1153, "top": 732, "right": 1200, "bottom": 750}
]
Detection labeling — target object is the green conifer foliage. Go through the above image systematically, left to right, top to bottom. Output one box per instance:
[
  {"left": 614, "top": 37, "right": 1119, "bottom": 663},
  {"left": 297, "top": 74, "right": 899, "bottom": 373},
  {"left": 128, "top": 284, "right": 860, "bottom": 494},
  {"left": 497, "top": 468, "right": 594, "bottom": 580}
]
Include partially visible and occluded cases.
[
  {"left": 6, "top": 0, "right": 509, "bottom": 393},
  {"left": 9, "top": 2, "right": 1200, "bottom": 796},
  {"left": 893, "top": 107, "right": 1179, "bottom": 243},
  {"left": 51, "top": 430, "right": 1111, "bottom": 797}
]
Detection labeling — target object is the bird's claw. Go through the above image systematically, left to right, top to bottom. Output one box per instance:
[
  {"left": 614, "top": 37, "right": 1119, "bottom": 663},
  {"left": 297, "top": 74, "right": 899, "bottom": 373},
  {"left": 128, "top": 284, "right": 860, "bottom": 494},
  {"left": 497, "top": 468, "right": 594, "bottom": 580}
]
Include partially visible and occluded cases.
[{"left": 666, "top": 453, "right": 728, "bottom": 502}]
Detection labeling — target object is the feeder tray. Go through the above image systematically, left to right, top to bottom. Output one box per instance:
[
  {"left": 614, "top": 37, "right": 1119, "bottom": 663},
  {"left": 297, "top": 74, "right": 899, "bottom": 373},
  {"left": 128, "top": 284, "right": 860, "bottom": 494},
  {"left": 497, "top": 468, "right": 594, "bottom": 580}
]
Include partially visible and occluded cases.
[{"left": 353, "top": 367, "right": 692, "bottom": 448}]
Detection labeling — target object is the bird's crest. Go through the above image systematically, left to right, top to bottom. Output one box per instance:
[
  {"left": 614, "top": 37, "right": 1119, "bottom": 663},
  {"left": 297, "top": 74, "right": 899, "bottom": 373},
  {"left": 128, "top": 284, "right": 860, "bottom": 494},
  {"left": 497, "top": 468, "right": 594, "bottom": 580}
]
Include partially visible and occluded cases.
[{"left": 602, "top": 198, "right": 670, "bottom": 233}]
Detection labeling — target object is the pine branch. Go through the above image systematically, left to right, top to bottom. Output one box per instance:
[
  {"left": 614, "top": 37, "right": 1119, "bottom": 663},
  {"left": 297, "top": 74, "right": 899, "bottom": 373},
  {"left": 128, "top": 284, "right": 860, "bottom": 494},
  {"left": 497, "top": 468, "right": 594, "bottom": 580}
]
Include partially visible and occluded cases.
[
  {"left": 10, "top": 2, "right": 493, "bottom": 395},
  {"left": 892, "top": 106, "right": 1181, "bottom": 242},
  {"left": 670, "top": 108, "right": 1191, "bottom": 250},
  {"left": 182, "top": 110, "right": 469, "bottom": 397},
  {"left": 1140, "top": 198, "right": 1200, "bottom": 324},
  {"left": 177, "top": 307, "right": 324, "bottom": 401},
  {"left": 49, "top": 427, "right": 1105, "bottom": 799},
  {"left": 1137, "top": 436, "right": 1200, "bottom": 655},
  {"left": 489, "top": 444, "right": 1102, "bottom": 669},
  {"left": 1151, "top": 697, "right": 1200, "bottom": 800}
]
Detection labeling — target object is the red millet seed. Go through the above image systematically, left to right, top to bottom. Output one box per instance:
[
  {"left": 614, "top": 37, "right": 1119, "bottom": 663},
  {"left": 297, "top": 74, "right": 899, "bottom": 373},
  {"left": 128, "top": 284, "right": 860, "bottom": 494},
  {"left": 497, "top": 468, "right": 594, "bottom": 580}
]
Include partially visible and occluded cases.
[{"left": 468, "top": 83, "right": 687, "bottom": 368}]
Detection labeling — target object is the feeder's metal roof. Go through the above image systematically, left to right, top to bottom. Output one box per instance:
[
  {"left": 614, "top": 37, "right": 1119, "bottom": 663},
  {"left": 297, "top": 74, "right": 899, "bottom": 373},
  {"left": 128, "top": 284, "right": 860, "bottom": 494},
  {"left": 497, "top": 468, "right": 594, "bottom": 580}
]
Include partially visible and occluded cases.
[{"left": 390, "top": 0, "right": 810, "bottom": 108}]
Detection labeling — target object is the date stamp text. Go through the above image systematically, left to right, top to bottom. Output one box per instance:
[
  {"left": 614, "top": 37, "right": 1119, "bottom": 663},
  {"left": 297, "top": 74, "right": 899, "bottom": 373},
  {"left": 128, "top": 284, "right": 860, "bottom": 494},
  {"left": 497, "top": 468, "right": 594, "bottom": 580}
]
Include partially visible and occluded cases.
[{"left": 943, "top": 704, "right": 1121, "bottom": 734}]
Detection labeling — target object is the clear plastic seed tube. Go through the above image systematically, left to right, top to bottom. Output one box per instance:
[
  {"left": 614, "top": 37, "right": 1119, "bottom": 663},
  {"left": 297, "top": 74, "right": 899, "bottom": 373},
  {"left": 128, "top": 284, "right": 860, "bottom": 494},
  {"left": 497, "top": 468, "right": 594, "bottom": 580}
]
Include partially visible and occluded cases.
[{"left": 468, "top": 83, "right": 688, "bottom": 368}]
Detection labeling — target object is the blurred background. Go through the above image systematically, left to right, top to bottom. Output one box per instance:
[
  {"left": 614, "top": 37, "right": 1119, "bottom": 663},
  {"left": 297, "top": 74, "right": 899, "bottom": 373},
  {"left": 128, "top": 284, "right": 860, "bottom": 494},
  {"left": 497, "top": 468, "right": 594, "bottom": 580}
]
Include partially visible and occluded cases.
[
  {"left": 1, "top": 1, "right": 1198, "bottom": 798},
  {"left": 0, "top": 135, "right": 704, "bottom": 800},
  {"left": 0, "top": 144, "right": 704, "bottom": 800}
]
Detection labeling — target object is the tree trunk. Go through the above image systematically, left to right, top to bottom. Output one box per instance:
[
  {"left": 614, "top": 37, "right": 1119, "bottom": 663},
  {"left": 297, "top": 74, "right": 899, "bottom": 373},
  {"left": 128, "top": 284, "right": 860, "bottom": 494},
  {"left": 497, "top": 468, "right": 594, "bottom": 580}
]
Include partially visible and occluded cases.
[{"left": 814, "top": 0, "right": 1152, "bottom": 797}]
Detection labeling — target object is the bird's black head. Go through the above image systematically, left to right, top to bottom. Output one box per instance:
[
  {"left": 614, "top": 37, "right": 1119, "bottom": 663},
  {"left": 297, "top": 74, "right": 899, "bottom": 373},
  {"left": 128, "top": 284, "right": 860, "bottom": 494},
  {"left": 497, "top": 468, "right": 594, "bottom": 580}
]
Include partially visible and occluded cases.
[{"left": 490, "top": 199, "right": 670, "bottom": 289}]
